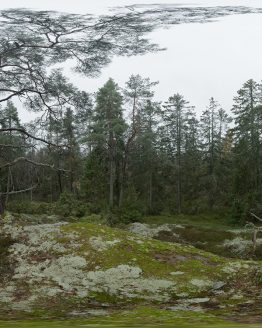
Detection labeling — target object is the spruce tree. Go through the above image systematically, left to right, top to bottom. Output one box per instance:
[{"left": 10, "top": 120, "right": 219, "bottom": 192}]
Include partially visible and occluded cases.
[{"left": 90, "top": 78, "right": 126, "bottom": 209}]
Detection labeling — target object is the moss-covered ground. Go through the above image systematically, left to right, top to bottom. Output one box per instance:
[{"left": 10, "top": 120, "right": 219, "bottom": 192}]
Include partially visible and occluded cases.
[
  {"left": 141, "top": 213, "right": 233, "bottom": 230},
  {"left": 0, "top": 214, "right": 261, "bottom": 326},
  {"left": 139, "top": 214, "right": 262, "bottom": 259},
  {"left": 0, "top": 307, "right": 261, "bottom": 327}
]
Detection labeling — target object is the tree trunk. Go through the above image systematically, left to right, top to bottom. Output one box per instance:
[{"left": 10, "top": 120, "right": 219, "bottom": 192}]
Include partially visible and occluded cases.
[
  {"left": 208, "top": 102, "right": 216, "bottom": 210},
  {"left": 177, "top": 105, "right": 182, "bottom": 214},
  {"left": 109, "top": 128, "right": 115, "bottom": 208},
  {"left": 109, "top": 152, "right": 114, "bottom": 208},
  {"left": 118, "top": 160, "right": 125, "bottom": 207},
  {"left": 5, "top": 167, "right": 11, "bottom": 207},
  {"left": 58, "top": 170, "right": 63, "bottom": 195},
  {"left": 149, "top": 170, "right": 153, "bottom": 212}
]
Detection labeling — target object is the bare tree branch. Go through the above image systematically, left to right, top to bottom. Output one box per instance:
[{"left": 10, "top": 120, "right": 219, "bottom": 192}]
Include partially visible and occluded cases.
[
  {"left": 0, "top": 128, "right": 69, "bottom": 148},
  {"left": 0, "top": 157, "right": 70, "bottom": 172},
  {"left": 0, "top": 184, "right": 37, "bottom": 195},
  {"left": 250, "top": 212, "right": 262, "bottom": 223}
]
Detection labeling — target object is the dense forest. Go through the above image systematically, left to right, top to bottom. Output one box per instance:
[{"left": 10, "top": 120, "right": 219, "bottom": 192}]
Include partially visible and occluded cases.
[
  {"left": 0, "top": 8, "right": 262, "bottom": 225},
  {"left": 1, "top": 75, "right": 261, "bottom": 224}
]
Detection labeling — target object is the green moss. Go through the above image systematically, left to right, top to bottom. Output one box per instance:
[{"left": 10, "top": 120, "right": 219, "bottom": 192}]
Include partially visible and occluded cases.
[
  {"left": 141, "top": 213, "right": 234, "bottom": 230},
  {"left": 2, "top": 219, "right": 261, "bottom": 321},
  {"left": 58, "top": 221, "right": 254, "bottom": 303},
  {"left": 60, "top": 221, "right": 226, "bottom": 287},
  {"left": 60, "top": 222, "right": 255, "bottom": 291},
  {"left": 0, "top": 306, "right": 259, "bottom": 327}
]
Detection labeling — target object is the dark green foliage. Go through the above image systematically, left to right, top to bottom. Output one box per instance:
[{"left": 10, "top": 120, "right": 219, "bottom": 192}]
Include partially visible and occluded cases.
[
  {"left": 2, "top": 77, "right": 262, "bottom": 226},
  {"left": 89, "top": 78, "right": 126, "bottom": 209},
  {"left": 117, "top": 184, "right": 144, "bottom": 223},
  {"left": 57, "top": 192, "right": 89, "bottom": 218},
  {"left": 57, "top": 192, "right": 77, "bottom": 217},
  {"left": 7, "top": 197, "right": 89, "bottom": 218},
  {"left": 230, "top": 198, "right": 249, "bottom": 225},
  {"left": 6, "top": 201, "right": 53, "bottom": 215}
]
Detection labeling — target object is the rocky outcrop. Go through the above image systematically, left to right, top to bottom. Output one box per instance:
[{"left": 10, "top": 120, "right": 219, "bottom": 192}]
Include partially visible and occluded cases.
[{"left": 0, "top": 213, "right": 261, "bottom": 320}]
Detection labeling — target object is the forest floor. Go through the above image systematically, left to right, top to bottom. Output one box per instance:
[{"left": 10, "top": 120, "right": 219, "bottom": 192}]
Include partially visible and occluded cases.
[{"left": 0, "top": 212, "right": 261, "bottom": 327}]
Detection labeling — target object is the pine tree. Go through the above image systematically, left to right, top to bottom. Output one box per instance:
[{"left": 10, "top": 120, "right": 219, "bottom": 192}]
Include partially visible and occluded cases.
[
  {"left": 119, "top": 75, "right": 158, "bottom": 208},
  {"left": 90, "top": 78, "right": 126, "bottom": 208},
  {"left": 232, "top": 80, "right": 262, "bottom": 195},
  {"left": 74, "top": 91, "right": 93, "bottom": 154},
  {"left": 162, "top": 93, "right": 195, "bottom": 213},
  {"left": 130, "top": 100, "right": 161, "bottom": 213},
  {"left": 0, "top": 101, "right": 27, "bottom": 207},
  {"left": 62, "top": 108, "right": 80, "bottom": 194}
]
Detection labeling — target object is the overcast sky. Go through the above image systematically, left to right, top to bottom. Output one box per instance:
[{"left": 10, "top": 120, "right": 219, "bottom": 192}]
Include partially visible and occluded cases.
[{"left": 1, "top": 0, "right": 262, "bottom": 121}]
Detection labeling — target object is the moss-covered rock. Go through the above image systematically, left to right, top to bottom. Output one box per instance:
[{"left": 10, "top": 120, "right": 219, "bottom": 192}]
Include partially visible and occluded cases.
[
  {"left": 0, "top": 214, "right": 261, "bottom": 323},
  {"left": 128, "top": 220, "right": 262, "bottom": 260}
]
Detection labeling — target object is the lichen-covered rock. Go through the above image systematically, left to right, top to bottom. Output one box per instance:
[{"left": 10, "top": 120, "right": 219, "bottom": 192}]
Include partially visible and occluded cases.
[
  {"left": 0, "top": 215, "right": 261, "bottom": 318},
  {"left": 0, "top": 218, "right": 178, "bottom": 312},
  {"left": 128, "top": 222, "right": 180, "bottom": 239},
  {"left": 89, "top": 236, "right": 120, "bottom": 251},
  {"left": 223, "top": 237, "right": 262, "bottom": 257},
  {"left": 190, "top": 279, "right": 213, "bottom": 290}
]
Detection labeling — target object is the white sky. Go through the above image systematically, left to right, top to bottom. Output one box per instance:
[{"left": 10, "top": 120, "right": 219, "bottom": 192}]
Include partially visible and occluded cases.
[{"left": 0, "top": 0, "right": 262, "bottom": 121}]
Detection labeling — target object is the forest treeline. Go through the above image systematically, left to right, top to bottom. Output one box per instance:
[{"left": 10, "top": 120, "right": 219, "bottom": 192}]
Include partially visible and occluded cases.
[{"left": 0, "top": 76, "right": 261, "bottom": 223}]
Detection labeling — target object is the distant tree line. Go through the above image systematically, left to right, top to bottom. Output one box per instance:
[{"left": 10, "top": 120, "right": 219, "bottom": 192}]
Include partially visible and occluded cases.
[{"left": 1, "top": 76, "right": 262, "bottom": 223}]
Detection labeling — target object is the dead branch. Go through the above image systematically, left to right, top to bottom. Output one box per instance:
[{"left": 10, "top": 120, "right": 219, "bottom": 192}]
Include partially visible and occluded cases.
[
  {"left": 0, "top": 128, "right": 69, "bottom": 148},
  {"left": 0, "top": 157, "right": 70, "bottom": 172},
  {"left": 0, "top": 184, "right": 37, "bottom": 195},
  {"left": 250, "top": 212, "right": 262, "bottom": 223}
]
